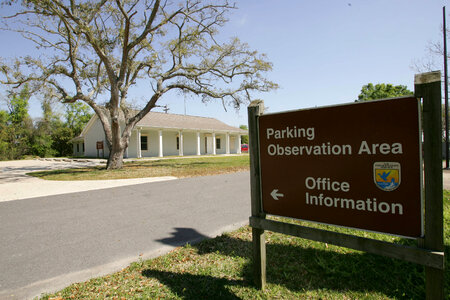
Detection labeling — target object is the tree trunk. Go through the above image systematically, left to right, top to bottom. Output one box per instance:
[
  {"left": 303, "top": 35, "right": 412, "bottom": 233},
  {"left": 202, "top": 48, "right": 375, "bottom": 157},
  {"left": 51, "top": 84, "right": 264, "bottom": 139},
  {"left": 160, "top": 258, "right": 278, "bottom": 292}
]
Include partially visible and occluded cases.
[
  {"left": 106, "top": 109, "right": 125, "bottom": 169},
  {"left": 106, "top": 144, "right": 125, "bottom": 169}
]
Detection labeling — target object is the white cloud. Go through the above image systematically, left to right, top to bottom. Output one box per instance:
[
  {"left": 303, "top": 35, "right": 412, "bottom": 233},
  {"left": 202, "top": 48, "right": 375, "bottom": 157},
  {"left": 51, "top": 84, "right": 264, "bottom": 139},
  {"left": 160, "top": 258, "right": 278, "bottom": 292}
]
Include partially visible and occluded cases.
[{"left": 236, "top": 14, "right": 248, "bottom": 27}]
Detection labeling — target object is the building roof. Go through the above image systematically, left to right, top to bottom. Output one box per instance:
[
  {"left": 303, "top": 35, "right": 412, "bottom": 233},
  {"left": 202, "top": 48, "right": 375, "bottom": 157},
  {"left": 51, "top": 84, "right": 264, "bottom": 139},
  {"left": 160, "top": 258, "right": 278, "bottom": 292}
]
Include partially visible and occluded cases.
[
  {"left": 72, "top": 111, "right": 247, "bottom": 143},
  {"left": 136, "top": 111, "right": 247, "bottom": 133}
]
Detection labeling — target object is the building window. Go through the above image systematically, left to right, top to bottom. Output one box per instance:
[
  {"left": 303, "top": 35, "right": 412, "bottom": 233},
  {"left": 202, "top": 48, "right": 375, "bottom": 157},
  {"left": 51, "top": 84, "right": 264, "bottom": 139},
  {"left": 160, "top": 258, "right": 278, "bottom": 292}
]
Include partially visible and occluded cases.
[
  {"left": 141, "top": 135, "right": 148, "bottom": 151},
  {"left": 176, "top": 136, "right": 179, "bottom": 150},
  {"left": 216, "top": 138, "right": 221, "bottom": 150},
  {"left": 82, "top": 143, "right": 85, "bottom": 152},
  {"left": 76, "top": 144, "right": 79, "bottom": 152}
]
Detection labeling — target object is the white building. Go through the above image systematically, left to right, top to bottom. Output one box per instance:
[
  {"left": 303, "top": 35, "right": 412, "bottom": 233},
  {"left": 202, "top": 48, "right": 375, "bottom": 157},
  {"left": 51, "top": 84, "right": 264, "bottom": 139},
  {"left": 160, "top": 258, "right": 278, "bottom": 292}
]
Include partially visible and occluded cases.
[{"left": 71, "top": 111, "right": 247, "bottom": 158}]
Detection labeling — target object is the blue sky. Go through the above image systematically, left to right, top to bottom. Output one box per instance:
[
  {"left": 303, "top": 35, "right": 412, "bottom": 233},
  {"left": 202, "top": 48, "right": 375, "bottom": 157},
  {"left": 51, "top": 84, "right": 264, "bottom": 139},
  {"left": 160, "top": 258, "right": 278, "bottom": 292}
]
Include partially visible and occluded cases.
[{"left": 0, "top": 0, "right": 448, "bottom": 127}]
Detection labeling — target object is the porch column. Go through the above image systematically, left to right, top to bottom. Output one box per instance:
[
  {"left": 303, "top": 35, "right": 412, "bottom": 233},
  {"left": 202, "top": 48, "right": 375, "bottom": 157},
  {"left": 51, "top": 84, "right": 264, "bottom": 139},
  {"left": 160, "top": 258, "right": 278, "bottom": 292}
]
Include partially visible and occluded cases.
[
  {"left": 137, "top": 128, "right": 142, "bottom": 158},
  {"left": 158, "top": 130, "right": 163, "bottom": 157},
  {"left": 179, "top": 131, "right": 184, "bottom": 156},
  {"left": 196, "top": 132, "right": 201, "bottom": 155},
  {"left": 212, "top": 132, "right": 216, "bottom": 155},
  {"left": 226, "top": 133, "right": 230, "bottom": 154},
  {"left": 237, "top": 134, "right": 242, "bottom": 154}
]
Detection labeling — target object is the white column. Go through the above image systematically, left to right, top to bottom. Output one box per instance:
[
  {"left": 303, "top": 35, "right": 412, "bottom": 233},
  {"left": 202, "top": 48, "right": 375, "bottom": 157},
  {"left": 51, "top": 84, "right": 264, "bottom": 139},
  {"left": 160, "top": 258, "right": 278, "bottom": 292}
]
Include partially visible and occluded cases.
[
  {"left": 137, "top": 128, "right": 142, "bottom": 158},
  {"left": 158, "top": 130, "right": 163, "bottom": 157},
  {"left": 179, "top": 131, "right": 184, "bottom": 156},
  {"left": 196, "top": 132, "right": 201, "bottom": 155},
  {"left": 212, "top": 132, "right": 216, "bottom": 155},
  {"left": 226, "top": 133, "right": 230, "bottom": 154},
  {"left": 237, "top": 134, "right": 242, "bottom": 154}
]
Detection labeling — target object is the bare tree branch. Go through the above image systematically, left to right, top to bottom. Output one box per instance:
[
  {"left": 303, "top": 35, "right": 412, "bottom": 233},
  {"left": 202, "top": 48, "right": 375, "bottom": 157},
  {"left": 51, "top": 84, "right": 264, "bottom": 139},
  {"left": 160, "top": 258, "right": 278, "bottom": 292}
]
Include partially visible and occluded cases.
[{"left": 0, "top": 0, "right": 277, "bottom": 169}]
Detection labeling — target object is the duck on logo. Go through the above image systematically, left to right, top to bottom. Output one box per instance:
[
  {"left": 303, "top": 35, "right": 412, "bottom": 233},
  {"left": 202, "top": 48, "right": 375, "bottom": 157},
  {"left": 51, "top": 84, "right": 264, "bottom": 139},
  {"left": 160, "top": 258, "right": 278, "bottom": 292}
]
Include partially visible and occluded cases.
[{"left": 373, "top": 162, "right": 401, "bottom": 191}]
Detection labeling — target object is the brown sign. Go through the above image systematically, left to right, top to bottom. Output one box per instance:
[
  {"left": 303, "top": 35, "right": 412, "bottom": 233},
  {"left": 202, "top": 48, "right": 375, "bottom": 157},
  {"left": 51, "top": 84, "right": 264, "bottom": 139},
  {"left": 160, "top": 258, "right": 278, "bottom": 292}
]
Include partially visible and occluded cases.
[
  {"left": 258, "top": 97, "right": 423, "bottom": 237},
  {"left": 96, "top": 141, "right": 104, "bottom": 150}
]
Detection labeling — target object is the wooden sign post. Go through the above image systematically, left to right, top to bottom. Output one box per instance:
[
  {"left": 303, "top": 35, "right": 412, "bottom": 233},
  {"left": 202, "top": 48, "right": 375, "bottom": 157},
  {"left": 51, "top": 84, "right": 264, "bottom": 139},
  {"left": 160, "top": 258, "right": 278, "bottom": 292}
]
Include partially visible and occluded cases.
[
  {"left": 415, "top": 71, "right": 445, "bottom": 299},
  {"left": 248, "top": 72, "right": 444, "bottom": 298},
  {"left": 248, "top": 100, "right": 266, "bottom": 289}
]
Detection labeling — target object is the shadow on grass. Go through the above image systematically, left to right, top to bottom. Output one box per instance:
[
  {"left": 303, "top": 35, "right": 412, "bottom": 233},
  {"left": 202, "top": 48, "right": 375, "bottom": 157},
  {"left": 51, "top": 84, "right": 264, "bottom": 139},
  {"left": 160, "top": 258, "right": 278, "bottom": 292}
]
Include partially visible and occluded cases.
[
  {"left": 27, "top": 168, "right": 98, "bottom": 178},
  {"left": 146, "top": 229, "right": 449, "bottom": 299},
  {"left": 142, "top": 269, "right": 243, "bottom": 300}
]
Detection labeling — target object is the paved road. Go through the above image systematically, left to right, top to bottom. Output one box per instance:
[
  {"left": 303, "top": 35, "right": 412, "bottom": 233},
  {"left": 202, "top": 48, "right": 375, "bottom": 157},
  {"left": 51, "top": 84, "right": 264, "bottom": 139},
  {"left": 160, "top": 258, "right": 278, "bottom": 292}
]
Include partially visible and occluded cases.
[{"left": 0, "top": 172, "right": 250, "bottom": 299}]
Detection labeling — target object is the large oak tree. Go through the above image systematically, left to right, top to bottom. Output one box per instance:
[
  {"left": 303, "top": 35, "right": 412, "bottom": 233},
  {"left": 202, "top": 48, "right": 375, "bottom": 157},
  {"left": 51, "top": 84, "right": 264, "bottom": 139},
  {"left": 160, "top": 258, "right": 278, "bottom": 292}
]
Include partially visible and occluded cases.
[{"left": 0, "top": 0, "right": 277, "bottom": 169}]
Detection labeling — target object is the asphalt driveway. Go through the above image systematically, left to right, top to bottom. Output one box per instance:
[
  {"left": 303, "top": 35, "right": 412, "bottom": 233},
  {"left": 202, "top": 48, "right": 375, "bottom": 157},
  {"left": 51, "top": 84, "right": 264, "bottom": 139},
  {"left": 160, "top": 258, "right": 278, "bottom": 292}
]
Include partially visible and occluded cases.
[{"left": 0, "top": 170, "right": 250, "bottom": 299}]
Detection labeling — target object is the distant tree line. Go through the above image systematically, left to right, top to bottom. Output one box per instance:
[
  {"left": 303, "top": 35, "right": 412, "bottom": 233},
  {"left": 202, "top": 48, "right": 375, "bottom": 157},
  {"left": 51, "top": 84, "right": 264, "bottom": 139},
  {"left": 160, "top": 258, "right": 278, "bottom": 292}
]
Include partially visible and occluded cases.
[
  {"left": 357, "top": 83, "right": 413, "bottom": 101},
  {"left": 0, "top": 85, "right": 92, "bottom": 160}
]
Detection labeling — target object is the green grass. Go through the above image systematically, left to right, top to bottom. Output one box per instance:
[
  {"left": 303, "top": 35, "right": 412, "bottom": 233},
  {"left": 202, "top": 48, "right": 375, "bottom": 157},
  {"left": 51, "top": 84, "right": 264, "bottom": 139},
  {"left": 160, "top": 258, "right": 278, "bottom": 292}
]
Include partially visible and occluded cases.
[
  {"left": 28, "top": 155, "right": 250, "bottom": 180},
  {"left": 41, "top": 192, "right": 449, "bottom": 299}
]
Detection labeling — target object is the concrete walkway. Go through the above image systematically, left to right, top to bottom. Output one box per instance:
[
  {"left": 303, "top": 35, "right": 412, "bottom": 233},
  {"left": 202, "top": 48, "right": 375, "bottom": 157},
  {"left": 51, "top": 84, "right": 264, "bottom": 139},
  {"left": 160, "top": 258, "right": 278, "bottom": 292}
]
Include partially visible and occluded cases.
[
  {"left": 0, "top": 159, "right": 176, "bottom": 202},
  {"left": 443, "top": 169, "right": 450, "bottom": 190}
]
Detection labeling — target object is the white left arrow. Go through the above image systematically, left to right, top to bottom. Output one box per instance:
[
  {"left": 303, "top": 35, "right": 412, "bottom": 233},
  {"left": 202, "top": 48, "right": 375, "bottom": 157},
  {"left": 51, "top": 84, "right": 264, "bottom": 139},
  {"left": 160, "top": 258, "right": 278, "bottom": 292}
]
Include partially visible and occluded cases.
[{"left": 270, "top": 189, "right": 284, "bottom": 200}]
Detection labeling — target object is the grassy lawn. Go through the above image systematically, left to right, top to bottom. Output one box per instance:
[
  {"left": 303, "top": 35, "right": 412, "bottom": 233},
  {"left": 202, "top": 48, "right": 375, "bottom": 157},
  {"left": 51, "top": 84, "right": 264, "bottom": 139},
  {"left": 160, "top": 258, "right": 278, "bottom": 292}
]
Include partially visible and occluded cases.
[
  {"left": 28, "top": 155, "right": 250, "bottom": 180},
  {"left": 41, "top": 192, "right": 449, "bottom": 299}
]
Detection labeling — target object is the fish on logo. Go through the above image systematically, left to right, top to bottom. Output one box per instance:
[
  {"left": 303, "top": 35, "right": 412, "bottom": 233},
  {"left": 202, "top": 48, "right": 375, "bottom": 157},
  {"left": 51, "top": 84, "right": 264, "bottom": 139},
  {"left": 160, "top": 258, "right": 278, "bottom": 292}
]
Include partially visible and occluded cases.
[{"left": 373, "top": 162, "right": 401, "bottom": 191}]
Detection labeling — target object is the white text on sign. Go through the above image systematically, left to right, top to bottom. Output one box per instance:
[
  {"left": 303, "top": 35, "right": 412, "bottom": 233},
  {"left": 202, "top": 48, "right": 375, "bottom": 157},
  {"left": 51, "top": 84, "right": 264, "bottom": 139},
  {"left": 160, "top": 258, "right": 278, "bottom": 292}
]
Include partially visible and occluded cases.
[{"left": 265, "top": 127, "right": 403, "bottom": 156}]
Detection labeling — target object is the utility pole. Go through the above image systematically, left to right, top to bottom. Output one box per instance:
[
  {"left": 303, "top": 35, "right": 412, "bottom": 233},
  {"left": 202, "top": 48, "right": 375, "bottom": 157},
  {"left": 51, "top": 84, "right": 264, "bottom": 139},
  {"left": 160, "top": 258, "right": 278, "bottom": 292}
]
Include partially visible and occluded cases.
[{"left": 444, "top": 6, "right": 449, "bottom": 168}]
